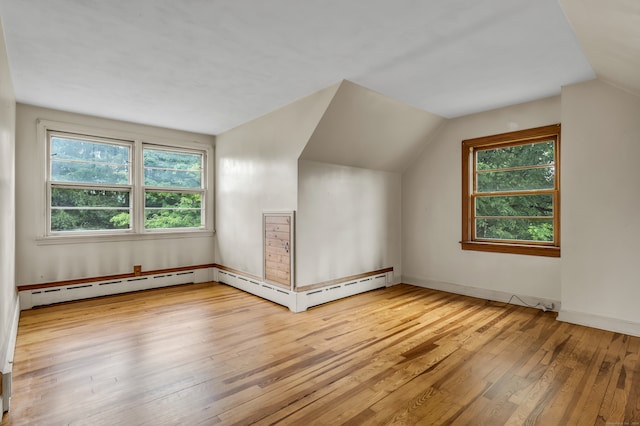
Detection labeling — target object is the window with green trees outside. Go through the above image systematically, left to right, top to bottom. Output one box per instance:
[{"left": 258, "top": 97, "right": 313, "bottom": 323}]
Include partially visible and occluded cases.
[
  {"left": 461, "top": 124, "right": 561, "bottom": 257},
  {"left": 47, "top": 130, "right": 207, "bottom": 235},
  {"left": 49, "top": 134, "right": 133, "bottom": 232},
  {"left": 142, "top": 147, "right": 204, "bottom": 230}
]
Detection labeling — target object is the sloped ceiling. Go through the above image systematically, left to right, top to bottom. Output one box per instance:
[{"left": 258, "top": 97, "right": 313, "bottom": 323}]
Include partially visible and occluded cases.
[
  {"left": 0, "top": 0, "right": 594, "bottom": 135},
  {"left": 560, "top": 0, "right": 640, "bottom": 96},
  {"left": 300, "top": 81, "right": 444, "bottom": 172}
]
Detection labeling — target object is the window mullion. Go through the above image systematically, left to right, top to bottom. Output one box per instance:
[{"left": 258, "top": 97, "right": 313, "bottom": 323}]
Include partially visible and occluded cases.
[
  {"left": 134, "top": 139, "right": 145, "bottom": 233},
  {"left": 476, "top": 163, "right": 554, "bottom": 174},
  {"left": 50, "top": 182, "right": 133, "bottom": 191},
  {"left": 143, "top": 186, "right": 204, "bottom": 194},
  {"left": 473, "top": 189, "right": 556, "bottom": 197},
  {"left": 475, "top": 215, "right": 555, "bottom": 220}
]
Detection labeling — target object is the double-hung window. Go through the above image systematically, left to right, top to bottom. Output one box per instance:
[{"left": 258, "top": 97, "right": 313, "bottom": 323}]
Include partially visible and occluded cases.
[
  {"left": 44, "top": 122, "right": 210, "bottom": 238},
  {"left": 461, "top": 124, "right": 561, "bottom": 257},
  {"left": 48, "top": 132, "right": 133, "bottom": 233},
  {"left": 143, "top": 147, "right": 204, "bottom": 230}
]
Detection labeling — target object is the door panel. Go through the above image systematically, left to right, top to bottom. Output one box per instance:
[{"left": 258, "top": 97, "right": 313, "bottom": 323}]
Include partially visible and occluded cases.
[{"left": 264, "top": 213, "right": 294, "bottom": 289}]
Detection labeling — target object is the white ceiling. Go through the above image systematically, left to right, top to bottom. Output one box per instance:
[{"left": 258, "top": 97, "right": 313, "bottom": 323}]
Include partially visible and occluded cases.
[{"left": 0, "top": 0, "right": 598, "bottom": 135}]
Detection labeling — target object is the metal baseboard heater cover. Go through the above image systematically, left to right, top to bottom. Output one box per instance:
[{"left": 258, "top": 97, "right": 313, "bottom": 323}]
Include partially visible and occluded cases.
[
  {"left": 217, "top": 269, "right": 389, "bottom": 312},
  {"left": 20, "top": 271, "right": 201, "bottom": 309}
]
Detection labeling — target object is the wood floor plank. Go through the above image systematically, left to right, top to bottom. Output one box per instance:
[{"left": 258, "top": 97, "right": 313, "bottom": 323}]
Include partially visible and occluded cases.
[
  {"left": 3, "top": 282, "right": 640, "bottom": 425},
  {"left": 596, "top": 333, "right": 633, "bottom": 424},
  {"left": 624, "top": 337, "right": 640, "bottom": 422}
]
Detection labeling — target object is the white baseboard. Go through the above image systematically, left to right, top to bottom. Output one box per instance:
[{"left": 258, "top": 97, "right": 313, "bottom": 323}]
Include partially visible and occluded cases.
[
  {"left": 193, "top": 267, "right": 214, "bottom": 284},
  {"left": 19, "top": 268, "right": 215, "bottom": 310},
  {"left": 217, "top": 268, "right": 388, "bottom": 312},
  {"left": 217, "top": 270, "right": 295, "bottom": 309},
  {"left": 385, "top": 270, "right": 397, "bottom": 286},
  {"left": 294, "top": 273, "right": 387, "bottom": 312},
  {"left": 402, "top": 276, "right": 561, "bottom": 312},
  {"left": 403, "top": 276, "right": 640, "bottom": 337},
  {"left": 558, "top": 309, "right": 640, "bottom": 337}
]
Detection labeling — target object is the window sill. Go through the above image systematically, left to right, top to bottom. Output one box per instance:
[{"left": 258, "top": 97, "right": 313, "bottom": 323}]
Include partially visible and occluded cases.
[
  {"left": 36, "top": 230, "right": 215, "bottom": 245},
  {"left": 460, "top": 241, "right": 560, "bottom": 257}
]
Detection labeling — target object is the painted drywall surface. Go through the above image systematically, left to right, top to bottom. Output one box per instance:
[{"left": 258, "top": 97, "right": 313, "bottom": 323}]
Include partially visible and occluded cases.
[
  {"left": 560, "top": 0, "right": 640, "bottom": 97},
  {"left": 0, "top": 18, "right": 17, "bottom": 367},
  {"left": 301, "top": 80, "right": 445, "bottom": 172},
  {"left": 560, "top": 80, "right": 640, "bottom": 324},
  {"left": 215, "top": 84, "right": 339, "bottom": 277},
  {"left": 402, "top": 96, "right": 562, "bottom": 301},
  {"left": 15, "top": 104, "right": 215, "bottom": 286},
  {"left": 297, "top": 160, "right": 401, "bottom": 287}
]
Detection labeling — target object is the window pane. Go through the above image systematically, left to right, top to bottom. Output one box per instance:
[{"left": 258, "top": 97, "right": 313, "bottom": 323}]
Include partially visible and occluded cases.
[
  {"left": 51, "top": 137, "right": 130, "bottom": 184},
  {"left": 476, "top": 141, "right": 554, "bottom": 170},
  {"left": 144, "top": 149, "right": 202, "bottom": 188},
  {"left": 477, "top": 166, "right": 554, "bottom": 192},
  {"left": 144, "top": 169, "right": 201, "bottom": 188},
  {"left": 50, "top": 188, "right": 131, "bottom": 232},
  {"left": 51, "top": 188, "right": 130, "bottom": 208},
  {"left": 145, "top": 192, "right": 202, "bottom": 229},
  {"left": 145, "top": 192, "right": 201, "bottom": 208},
  {"left": 475, "top": 194, "right": 553, "bottom": 218},
  {"left": 51, "top": 209, "right": 130, "bottom": 232},
  {"left": 145, "top": 210, "right": 202, "bottom": 229},
  {"left": 476, "top": 218, "right": 554, "bottom": 242}
]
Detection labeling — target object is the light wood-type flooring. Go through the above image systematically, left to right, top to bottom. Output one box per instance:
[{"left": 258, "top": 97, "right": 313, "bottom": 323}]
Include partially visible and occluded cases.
[{"left": 3, "top": 283, "right": 640, "bottom": 425}]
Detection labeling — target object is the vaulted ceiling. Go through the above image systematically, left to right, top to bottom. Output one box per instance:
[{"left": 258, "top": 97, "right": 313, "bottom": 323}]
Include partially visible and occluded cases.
[
  {"left": 0, "top": 0, "right": 624, "bottom": 135},
  {"left": 559, "top": 0, "right": 640, "bottom": 97},
  {"left": 300, "top": 80, "right": 444, "bottom": 172}
]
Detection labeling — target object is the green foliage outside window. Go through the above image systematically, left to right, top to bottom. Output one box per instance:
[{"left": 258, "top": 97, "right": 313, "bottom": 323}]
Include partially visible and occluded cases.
[
  {"left": 49, "top": 135, "right": 205, "bottom": 233},
  {"left": 51, "top": 137, "right": 129, "bottom": 185},
  {"left": 474, "top": 141, "right": 556, "bottom": 242},
  {"left": 143, "top": 148, "right": 203, "bottom": 229},
  {"left": 143, "top": 149, "right": 202, "bottom": 188},
  {"left": 50, "top": 187, "right": 130, "bottom": 231},
  {"left": 109, "top": 192, "right": 203, "bottom": 229}
]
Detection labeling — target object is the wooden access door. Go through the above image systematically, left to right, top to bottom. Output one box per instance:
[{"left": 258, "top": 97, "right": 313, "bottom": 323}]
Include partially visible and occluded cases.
[{"left": 263, "top": 212, "right": 294, "bottom": 289}]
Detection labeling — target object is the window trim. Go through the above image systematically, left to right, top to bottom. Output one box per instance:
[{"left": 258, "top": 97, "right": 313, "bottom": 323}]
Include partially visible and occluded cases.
[
  {"left": 38, "top": 119, "right": 214, "bottom": 241},
  {"left": 461, "top": 124, "right": 561, "bottom": 257}
]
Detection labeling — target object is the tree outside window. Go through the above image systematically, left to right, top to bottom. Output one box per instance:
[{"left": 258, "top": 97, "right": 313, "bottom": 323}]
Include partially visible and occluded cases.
[{"left": 47, "top": 131, "right": 207, "bottom": 235}]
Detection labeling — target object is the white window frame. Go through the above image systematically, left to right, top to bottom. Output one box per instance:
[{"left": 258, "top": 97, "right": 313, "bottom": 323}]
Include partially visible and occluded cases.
[
  {"left": 38, "top": 119, "right": 214, "bottom": 244},
  {"left": 47, "top": 130, "right": 134, "bottom": 235},
  {"left": 141, "top": 144, "right": 207, "bottom": 233}
]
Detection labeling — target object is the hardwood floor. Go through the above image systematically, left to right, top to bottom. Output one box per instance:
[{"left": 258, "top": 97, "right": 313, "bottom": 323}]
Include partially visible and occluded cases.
[{"left": 3, "top": 283, "right": 639, "bottom": 425}]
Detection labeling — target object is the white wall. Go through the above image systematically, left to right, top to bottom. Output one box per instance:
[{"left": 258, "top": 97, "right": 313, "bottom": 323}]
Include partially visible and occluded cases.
[
  {"left": 0, "top": 17, "right": 17, "bottom": 387},
  {"left": 559, "top": 79, "right": 640, "bottom": 332},
  {"left": 300, "top": 80, "right": 444, "bottom": 172},
  {"left": 215, "top": 84, "right": 338, "bottom": 277},
  {"left": 402, "top": 96, "right": 562, "bottom": 303},
  {"left": 15, "top": 104, "right": 216, "bottom": 286},
  {"left": 296, "top": 160, "right": 401, "bottom": 287}
]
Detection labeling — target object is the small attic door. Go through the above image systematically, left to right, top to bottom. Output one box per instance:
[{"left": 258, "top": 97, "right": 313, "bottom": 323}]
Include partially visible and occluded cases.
[{"left": 263, "top": 211, "right": 295, "bottom": 290}]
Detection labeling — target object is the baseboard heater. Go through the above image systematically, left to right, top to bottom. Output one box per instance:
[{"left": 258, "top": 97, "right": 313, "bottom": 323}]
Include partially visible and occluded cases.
[
  {"left": 18, "top": 266, "right": 389, "bottom": 313},
  {"left": 217, "top": 269, "right": 389, "bottom": 312},
  {"left": 19, "top": 270, "right": 209, "bottom": 310}
]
